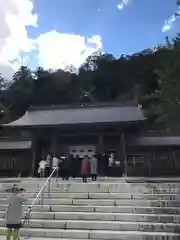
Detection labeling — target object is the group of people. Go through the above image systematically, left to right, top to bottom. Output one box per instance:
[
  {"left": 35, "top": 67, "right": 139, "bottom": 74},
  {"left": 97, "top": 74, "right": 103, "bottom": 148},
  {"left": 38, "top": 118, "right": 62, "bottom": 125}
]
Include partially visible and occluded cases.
[
  {"left": 38, "top": 151, "right": 123, "bottom": 181},
  {"left": 38, "top": 154, "right": 98, "bottom": 182}
]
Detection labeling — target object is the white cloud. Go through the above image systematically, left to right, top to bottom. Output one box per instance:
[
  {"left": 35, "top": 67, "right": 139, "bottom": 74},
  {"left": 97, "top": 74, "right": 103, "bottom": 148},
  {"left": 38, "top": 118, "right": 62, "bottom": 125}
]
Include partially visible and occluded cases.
[
  {"left": 0, "top": 0, "right": 37, "bottom": 79},
  {"left": 0, "top": 0, "right": 102, "bottom": 79},
  {"left": 117, "top": 0, "right": 129, "bottom": 10},
  {"left": 162, "top": 7, "right": 180, "bottom": 32},
  {"left": 162, "top": 15, "right": 176, "bottom": 32},
  {"left": 34, "top": 31, "right": 102, "bottom": 70}
]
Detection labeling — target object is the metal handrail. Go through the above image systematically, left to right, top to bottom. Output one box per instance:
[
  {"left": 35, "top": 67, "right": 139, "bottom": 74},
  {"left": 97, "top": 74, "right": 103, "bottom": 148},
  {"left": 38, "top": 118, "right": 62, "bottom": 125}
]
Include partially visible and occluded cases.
[{"left": 23, "top": 166, "right": 58, "bottom": 224}]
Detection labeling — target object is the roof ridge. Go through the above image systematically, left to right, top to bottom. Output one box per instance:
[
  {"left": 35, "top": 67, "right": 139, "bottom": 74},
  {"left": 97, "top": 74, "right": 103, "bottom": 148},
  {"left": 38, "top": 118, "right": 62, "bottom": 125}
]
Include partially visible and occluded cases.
[{"left": 28, "top": 101, "right": 136, "bottom": 112}]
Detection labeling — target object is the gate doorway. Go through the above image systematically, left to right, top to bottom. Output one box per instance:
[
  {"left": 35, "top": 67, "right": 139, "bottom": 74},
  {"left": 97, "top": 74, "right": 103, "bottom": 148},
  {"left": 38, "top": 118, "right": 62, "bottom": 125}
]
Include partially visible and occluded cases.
[{"left": 69, "top": 145, "right": 96, "bottom": 158}]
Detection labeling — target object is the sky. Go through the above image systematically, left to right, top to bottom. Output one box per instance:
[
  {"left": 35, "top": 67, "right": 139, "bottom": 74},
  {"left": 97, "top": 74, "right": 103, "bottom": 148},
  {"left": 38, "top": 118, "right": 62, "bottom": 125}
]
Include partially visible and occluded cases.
[{"left": 0, "top": 0, "right": 180, "bottom": 79}]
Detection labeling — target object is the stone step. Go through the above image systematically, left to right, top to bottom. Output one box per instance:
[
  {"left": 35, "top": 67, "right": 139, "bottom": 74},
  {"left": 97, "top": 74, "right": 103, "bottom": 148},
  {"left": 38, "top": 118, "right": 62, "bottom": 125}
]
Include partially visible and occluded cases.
[
  {"left": 4, "top": 176, "right": 180, "bottom": 181},
  {"left": 0, "top": 177, "right": 126, "bottom": 183},
  {"left": 3, "top": 177, "right": 180, "bottom": 185},
  {"left": 1, "top": 182, "right": 180, "bottom": 194},
  {"left": 14, "top": 182, "right": 180, "bottom": 190},
  {"left": 56, "top": 182, "right": 180, "bottom": 189},
  {"left": 54, "top": 185, "right": 180, "bottom": 194},
  {"left": 0, "top": 186, "right": 179, "bottom": 194},
  {"left": 48, "top": 188, "right": 180, "bottom": 194},
  {"left": 0, "top": 192, "right": 130, "bottom": 199},
  {"left": 1, "top": 192, "right": 180, "bottom": 200},
  {"left": 0, "top": 197, "right": 178, "bottom": 207},
  {"left": 4, "top": 198, "right": 178, "bottom": 207},
  {"left": 0, "top": 204, "right": 50, "bottom": 212},
  {"left": 1, "top": 204, "right": 180, "bottom": 215},
  {"left": 28, "top": 204, "right": 180, "bottom": 215},
  {"left": 49, "top": 205, "right": 180, "bottom": 214},
  {"left": 1, "top": 210, "right": 180, "bottom": 223},
  {"left": 17, "top": 211, "right": 180, "bottom": 223},
  {"left": 28, "top": 212, "right": 180, "bottom": 223},
  {"left": 34, "top": 212, "right": 180, "bottom": 223},
  {"left": 3, "top": 218, "right": 180, "bottom": 232},
  {"left": 22, "top": 219, "right": 180, "bottom": 232},
  {"left": 0, "top": 227, "right": 179, "bottom": 239},
  {"left": 0, "top": 238, "right": 177, "bottom": 240}
]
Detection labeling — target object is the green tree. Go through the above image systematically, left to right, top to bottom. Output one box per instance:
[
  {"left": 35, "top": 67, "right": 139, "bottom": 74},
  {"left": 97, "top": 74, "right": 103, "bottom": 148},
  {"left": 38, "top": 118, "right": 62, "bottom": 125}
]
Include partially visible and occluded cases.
[
  {"left": 152, "top": 41, "right": 180, "bottom": 132},
  {"left": 0, "top": 44, "right": 169, "bottom": 119},
  {"left": 3, "top": 66, "right": 34, "bottom": 115}
]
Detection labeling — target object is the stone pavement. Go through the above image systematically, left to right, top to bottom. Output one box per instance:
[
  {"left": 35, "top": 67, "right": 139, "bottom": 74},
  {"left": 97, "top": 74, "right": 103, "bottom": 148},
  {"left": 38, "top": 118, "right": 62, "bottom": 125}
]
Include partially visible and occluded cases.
[
  {"left": 0, "top": 178, "right": 180, "bottom": 239},
  {"left": 0, "top": 237, "right": 55, "bottom": 240},
  {"left": 0, "top": 237, "right": 58, "bottom": 240}
]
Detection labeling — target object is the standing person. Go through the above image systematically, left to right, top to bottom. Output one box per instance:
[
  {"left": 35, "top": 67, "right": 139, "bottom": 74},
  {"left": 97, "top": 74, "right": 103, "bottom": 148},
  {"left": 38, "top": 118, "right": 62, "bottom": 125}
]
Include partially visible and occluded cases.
[
  {"left": 108, "top": 152, "right": 114, "bottom": 176},
  {"left": 45, "top": 153, "right": 52, "bottom": 177},
  {"left": 98, "top": 153, "right": 104, "bottom": 176},
  {"left": 102, "top": 153, "right": 109, "bottom": 176},
  {"left": 67, "top": 154, "right": 74, "bottom": 179},
  {"left": 70, "top": 154, "right": 76, "bottom": 179},
  {"left": 75, "top": 155, "right": 81, "bottom": 177},
  {"left": 81, "top": 155, "right": 89, "bottom": 183},
  {"left": 90, "top": 155, "right": 98, "bottom": 181},
  {"left": 52, "top": 156, "right": 60, "bottom": 177},
  {"left": 59, "top": 156, "right": 66, "bottom": 180},
  {"left": 62, "top": 156, "right": 71, "bottom": 180},
  {"left": 38, "top": 159, "right": 46, "bottom": 178},
  {"left": 5, "top": 184, "right": 27, "bottom": 240}
]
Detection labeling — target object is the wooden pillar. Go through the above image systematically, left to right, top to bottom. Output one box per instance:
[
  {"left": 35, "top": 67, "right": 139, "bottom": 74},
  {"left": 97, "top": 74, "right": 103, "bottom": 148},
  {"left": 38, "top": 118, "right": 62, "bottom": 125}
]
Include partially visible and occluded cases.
[
  {"left": 121, "top": 133, "right": 127, "bottom": 176},
  {"left": 52, "top": 135, "right": 57, "bottom": 156},
  {"left": 97, "top": 135, "right": 104, "bottom": 155},
  {"left": 117, "top": 136, "right": 122, "bottom": 161},
  {"left": 31, "top": 139, "right": 36, "bottom": 177}
]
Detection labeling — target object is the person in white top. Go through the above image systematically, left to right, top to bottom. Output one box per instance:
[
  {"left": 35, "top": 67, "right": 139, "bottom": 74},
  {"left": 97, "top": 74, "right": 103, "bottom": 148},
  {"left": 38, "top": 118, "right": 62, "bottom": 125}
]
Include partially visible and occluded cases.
[
  {"left": 108, "top": 153, "right": 114, "bottom": 167},
  {"left": 52, "top": 156, "right": 60, "bottom": 177},
  {"left": 52, "top": 157, "right": 60, "bottom": 169},
  {"left": 38, "top": 160, "right": 46, "bottom": 178}
]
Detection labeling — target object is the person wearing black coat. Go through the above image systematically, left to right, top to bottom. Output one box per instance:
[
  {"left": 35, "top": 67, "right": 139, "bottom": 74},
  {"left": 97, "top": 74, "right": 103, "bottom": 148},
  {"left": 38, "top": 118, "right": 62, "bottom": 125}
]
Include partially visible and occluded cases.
[{"left": 61, "top": 155, "right": 72, "bottom": 180}]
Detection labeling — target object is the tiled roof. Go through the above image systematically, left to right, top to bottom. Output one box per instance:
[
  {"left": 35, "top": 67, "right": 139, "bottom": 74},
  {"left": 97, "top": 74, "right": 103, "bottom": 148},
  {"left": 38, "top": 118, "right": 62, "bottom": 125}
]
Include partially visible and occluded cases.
[{"left": 3, "top": 104, "right": 145, "bottom": 127}]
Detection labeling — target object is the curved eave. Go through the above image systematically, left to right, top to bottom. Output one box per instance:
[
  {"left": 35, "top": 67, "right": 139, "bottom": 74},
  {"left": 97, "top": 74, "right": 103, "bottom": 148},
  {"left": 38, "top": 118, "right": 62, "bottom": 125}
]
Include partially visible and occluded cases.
[{"left": 2, "top": 105, "right": 146, "bottom": 128}]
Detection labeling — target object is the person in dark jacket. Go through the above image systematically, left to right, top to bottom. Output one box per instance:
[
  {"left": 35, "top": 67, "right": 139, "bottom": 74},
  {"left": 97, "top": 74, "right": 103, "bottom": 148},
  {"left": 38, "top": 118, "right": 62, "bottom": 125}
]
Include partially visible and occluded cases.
[
  {"left": 45, "top": 153, "right": 52, "bottom": 177},
  {"left": 101, "top": 153, "right": 109, "bottom": 176},
  {"left": 70, "top": 154, "right": 77, "bottom": 179},
  {"left": 75, "top": 155, "right": 81, "bottom": 177},
  {"left": 61, "top": 156, "right": 71, "bottom": 180}
]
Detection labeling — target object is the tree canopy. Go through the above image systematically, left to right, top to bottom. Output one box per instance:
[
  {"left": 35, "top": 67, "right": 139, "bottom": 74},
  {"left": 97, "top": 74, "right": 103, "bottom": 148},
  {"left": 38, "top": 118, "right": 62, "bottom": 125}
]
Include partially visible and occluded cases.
[{"left": 0, "top": 33, "right": 180, "bottom": 133}]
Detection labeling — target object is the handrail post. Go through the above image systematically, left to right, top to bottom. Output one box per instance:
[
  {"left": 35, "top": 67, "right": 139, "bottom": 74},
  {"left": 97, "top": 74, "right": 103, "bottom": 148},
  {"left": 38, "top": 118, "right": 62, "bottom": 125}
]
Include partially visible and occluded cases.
[
  {"left": 23, "top": 167, "right": 57, "bottom": 223},
  {"left": 56, "top": 167, "right": 58, "bottom": 183},
  {"left": 48, "top": 177, "right": 51, "bottom": 197},
  {"left": 41, "top": 190, "right": 44, "bottom": 207}
]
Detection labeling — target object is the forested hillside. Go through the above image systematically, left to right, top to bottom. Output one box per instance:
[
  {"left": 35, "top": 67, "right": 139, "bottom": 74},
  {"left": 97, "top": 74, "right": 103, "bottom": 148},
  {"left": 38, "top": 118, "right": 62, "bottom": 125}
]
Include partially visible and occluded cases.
[{"left": 0, "top": 33, "right": 180, "bottom": 133}]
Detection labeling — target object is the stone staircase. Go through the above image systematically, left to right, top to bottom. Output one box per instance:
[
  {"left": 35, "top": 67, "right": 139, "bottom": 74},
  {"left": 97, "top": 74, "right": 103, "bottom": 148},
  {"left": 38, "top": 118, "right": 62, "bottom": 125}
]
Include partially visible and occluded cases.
[{"left": 0, "top": 178, "right": 180, "bottom": 239}]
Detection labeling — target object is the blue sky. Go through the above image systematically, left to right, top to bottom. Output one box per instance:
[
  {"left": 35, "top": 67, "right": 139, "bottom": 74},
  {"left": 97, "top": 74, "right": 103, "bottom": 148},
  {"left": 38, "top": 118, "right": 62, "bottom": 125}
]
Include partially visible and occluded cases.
[
  {"left": 0, "top": 0, "right": 179, "bottom": 79},
  {"left": 29, "top": 0, "right": 179, "bottom": 56}
]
